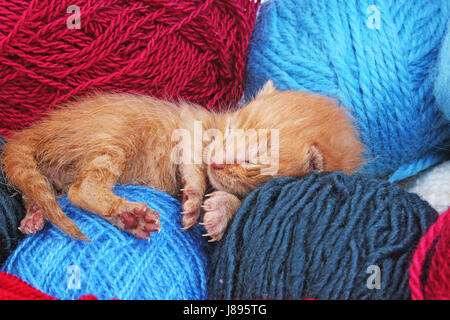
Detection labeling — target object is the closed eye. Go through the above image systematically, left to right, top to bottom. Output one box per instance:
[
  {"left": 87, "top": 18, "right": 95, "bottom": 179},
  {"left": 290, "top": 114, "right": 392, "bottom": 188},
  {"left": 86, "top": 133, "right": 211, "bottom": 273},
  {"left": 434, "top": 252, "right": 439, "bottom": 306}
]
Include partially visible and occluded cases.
[{"left": 240, "top": 160, "right": 261, "bottom": 169}]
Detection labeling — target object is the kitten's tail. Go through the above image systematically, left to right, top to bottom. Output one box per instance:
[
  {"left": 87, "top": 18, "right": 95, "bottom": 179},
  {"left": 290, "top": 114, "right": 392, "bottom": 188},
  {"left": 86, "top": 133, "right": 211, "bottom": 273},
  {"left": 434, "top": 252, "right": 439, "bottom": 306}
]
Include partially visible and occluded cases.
[{"left": 1, "top": 135, "right": 90, "bottom": 241}]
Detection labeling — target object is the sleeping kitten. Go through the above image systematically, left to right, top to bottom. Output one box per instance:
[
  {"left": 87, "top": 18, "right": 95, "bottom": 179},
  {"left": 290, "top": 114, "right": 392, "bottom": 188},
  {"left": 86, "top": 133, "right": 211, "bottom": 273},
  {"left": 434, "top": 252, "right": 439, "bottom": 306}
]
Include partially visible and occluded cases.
[{"left": 1, "top": 81, "right": 364, "bottom": 241}]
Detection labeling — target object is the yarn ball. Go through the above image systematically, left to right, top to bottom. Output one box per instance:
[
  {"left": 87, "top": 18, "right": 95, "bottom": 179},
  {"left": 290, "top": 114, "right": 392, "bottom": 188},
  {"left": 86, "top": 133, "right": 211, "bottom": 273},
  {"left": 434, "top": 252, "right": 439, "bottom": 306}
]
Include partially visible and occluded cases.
[
  {"left": 0, "top": 0, "right": 260, "bottom": 137},
  {"left": 244, "top": 0, "right": 450, "bottom": 181},
  {"left": 433, "top": 22, "right": 450, "bottom": 121},
  {"left": 0, "top": 136, "right": 26, "bottom": 265},
  {"left": 401, "top": 160, "right": 450, "bottom": 214},
  {"left": 208, "top": 172, "right": 438, "bottom": 300},
  {"left": 2, "top": 185, "right": 210, "bottom": 300},
  {"left": 410, "top": 207, "right": 450, "bottom": 300},
  {"left": 423, "top": 210, "right": 450, "bottom": 299},
  {"left": 0, "top": 271, "right": 99, "bottom": 300}
]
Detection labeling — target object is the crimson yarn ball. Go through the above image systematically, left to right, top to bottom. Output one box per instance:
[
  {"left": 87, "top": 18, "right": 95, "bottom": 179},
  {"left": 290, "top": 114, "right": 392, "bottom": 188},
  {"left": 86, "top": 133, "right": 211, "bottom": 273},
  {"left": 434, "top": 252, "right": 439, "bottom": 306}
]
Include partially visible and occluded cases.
[
  {"left": 0, "top": 0, "right": 259, "bottom": 136},
  {"left": 410, "top": 208, "right": 450, "bottom": 300}
]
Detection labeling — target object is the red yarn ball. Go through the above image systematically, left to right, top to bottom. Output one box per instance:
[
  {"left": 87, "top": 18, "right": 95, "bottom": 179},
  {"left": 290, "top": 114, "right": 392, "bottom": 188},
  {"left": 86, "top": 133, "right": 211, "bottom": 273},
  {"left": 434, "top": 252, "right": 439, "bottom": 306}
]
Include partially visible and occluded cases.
[
  {"left": 0, "top": 0, "right": 259, "bottom": 136},
  {"left": 410, "top": 207, "right": 450, "bottom": 300},
  {"left": 424, "top": 208, "right": 450, "bottom": 300},
  {"left": 0, "top": 271, "right": 99, "bottom": 300}
]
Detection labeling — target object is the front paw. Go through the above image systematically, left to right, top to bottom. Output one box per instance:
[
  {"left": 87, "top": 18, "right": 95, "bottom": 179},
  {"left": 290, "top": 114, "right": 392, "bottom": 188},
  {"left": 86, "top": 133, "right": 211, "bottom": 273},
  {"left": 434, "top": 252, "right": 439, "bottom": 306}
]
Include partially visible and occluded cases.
[
  {"left": 180, "top": 185, "right": 203, "bottom": 230},
  {"left": 201, "top": 191, "right": 240, "bottom": 242}
]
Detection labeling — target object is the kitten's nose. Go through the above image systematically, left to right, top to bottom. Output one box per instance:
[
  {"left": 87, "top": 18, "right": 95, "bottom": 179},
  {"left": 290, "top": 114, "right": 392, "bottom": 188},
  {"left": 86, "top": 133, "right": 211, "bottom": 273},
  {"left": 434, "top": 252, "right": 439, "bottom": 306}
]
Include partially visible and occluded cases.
[
  {"left": 211, "top": 156, "right": 225, "bottom": 170},
  {"left": 211, "top": 162, "right": 225, "bottom": 170}
]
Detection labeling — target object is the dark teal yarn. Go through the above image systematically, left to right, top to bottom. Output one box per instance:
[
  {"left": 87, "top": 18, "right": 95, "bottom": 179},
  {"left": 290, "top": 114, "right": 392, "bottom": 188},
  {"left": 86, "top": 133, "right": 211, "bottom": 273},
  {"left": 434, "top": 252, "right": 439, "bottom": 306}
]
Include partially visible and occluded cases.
[
  {"left": 0, "top": 136, "right": 25, "bottom": 265},
  {"left": 208, "top": 172, "right": 439, "bottom": 300}
]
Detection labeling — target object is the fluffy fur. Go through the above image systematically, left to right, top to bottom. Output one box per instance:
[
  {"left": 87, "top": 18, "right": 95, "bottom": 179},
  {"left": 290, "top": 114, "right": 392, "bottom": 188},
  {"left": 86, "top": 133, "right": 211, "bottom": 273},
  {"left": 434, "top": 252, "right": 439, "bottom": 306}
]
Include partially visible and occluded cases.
[{"left": 1, "top": 81, "right": 364, "bottom": 241}]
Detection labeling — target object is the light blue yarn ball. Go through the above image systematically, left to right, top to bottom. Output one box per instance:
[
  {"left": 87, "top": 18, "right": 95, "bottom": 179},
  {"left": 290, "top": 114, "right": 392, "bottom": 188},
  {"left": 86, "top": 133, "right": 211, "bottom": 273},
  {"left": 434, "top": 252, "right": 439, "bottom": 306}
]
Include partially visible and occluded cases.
[
  {"left": 245, "top": 0, "right": 450, "bottom": 181},
  {"left": 434, "top": 21, "right": 450, "bottom": 121},
  {"left": 1, "top": 186, "right": 209, "bottom": 300}
]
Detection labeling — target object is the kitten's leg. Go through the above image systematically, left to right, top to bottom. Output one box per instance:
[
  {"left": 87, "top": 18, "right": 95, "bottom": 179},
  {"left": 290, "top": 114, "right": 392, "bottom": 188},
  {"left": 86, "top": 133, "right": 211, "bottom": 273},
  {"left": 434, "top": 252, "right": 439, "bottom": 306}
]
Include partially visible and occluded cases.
[
  {"left": 68, "top": 154, "right": 160, "bottom": 239},
  {"left": 179, "top": 163, "right": 206, "bottom": 230},
  {"left": 201, "top": 191, "right": 241, "bottom": 241}
]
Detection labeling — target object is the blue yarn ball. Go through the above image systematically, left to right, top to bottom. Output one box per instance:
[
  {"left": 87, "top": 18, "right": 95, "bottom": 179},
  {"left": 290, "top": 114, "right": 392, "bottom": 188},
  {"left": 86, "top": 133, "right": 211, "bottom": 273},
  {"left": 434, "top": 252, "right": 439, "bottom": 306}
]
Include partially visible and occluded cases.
[
  {"left": 245, "top": 0, "right": 450, "bottom": 181},
  {"left": 434, "top": 21, "right": 450, "bottom": 121},
  {"left": 0, "top": 136, "right": 26, "bottom": 265},
  {"left": 208, "top": 172, "right": 438, "bottom": 300},
  {"left": 2, "top": 185, "right": 209, "bottom": 300}
]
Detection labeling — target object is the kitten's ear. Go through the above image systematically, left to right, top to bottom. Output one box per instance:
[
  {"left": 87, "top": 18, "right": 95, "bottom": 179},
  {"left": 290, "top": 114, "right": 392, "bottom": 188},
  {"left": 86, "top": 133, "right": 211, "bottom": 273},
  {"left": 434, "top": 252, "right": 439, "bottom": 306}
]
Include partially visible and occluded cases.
[
  {"left": 258, "top": 80, "right": 276, "bottom": 96},
  {"left": 307, "top": 145, "right": 324, "bottom": 172}
]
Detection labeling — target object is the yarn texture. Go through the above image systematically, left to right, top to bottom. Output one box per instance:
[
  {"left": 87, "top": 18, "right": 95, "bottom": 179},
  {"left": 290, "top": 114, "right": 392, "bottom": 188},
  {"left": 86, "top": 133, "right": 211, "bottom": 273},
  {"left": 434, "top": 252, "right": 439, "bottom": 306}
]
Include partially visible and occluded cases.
[
  {"left": 0, "top": 0, "right": 259, "bottom": 136},
  {"left": 244, "top": 0, "right": 450, "bottom": 180},
  {"left": 433, "top": 22, "right": 450, "bottom": 121},
  {"left": 0, "top": 136, "right": 26, "bottom": 265},
  {"left": 400, "top": 160, "right": 450, "bottom": 214},
  {"left": 208, "top": 172, "right": 438, "bottom": 300},
  {"left": 2, "top": 185, "right": 209, "bottom": 300},
  {"left": 410, "top": 207, "right": 450, "bottom": 300},
  {"left": 424, "top": 209, "right": 450, "bottom": 299},
  {"left": 0, "top": 271, "right": 99, "bottom": 300}
]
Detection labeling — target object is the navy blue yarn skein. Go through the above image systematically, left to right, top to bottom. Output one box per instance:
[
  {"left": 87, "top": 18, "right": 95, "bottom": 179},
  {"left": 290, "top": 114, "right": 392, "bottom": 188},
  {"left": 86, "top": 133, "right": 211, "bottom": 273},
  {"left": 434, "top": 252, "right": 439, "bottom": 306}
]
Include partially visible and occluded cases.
[
  {"left": 0, "top": 136, "right": 26, "bottom": 265},
  {"left": 208, "top": 172, "right": 438, "bottom": 300}
]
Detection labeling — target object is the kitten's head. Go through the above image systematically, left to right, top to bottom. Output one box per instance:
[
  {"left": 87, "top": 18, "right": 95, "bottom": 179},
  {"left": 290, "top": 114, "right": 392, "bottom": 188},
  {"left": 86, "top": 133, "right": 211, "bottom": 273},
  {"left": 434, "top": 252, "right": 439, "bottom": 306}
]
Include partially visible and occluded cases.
[{"left": 206, "top": 81, "right": 365, "bottom": 198}]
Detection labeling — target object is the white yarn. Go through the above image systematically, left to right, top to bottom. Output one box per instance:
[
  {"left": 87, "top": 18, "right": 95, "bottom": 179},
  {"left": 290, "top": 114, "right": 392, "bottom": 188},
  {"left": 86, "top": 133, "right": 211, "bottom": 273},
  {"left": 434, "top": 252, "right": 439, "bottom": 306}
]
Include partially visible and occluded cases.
[{"left": 400, "top": 160, "right": 450, "bottom": 214}]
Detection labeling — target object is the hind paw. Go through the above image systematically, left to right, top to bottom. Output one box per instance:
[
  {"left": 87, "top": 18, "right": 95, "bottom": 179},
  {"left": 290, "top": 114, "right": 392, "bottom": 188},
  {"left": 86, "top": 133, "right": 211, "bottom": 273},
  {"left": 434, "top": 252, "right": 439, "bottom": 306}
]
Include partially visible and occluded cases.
[
  {"left": 112, "top": 202, "right": 161, "bottom": 240},
  {"left": 19, "top": 203, "right": 45, "bottom": 235}
]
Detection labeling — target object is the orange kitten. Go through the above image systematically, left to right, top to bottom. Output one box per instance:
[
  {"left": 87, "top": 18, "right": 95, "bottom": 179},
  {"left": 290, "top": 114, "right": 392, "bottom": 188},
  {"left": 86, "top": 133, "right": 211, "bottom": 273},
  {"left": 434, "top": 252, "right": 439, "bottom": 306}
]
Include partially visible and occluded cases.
[{"left": 1, "top": 81, "right": 364, "bottom": 241}]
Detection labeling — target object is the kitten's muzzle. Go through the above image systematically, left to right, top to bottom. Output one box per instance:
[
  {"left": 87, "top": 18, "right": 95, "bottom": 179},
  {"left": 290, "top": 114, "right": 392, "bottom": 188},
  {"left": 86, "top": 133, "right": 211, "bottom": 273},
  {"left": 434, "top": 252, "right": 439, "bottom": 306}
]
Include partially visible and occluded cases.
[{"left": 211, "top": 162, "right": 225, "bottom": 170}]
